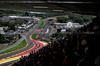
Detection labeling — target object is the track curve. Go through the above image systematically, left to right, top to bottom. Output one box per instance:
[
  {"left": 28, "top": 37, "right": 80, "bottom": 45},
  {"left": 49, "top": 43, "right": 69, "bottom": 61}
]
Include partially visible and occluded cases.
[{"left": 0, "top": 20, "right": 44, "bottom": 62}]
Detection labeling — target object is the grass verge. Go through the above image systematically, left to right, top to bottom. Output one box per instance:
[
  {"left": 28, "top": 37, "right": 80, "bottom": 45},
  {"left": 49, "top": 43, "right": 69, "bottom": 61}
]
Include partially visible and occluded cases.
[
  {"left": 37, "top": 19, "right": 44, "bottom": 29},
  {"left": 31, "top": 33, "right": 39, "bottom": 40},
  {"left": 0, "top": 40, "right": 27, "bottom": 54}
]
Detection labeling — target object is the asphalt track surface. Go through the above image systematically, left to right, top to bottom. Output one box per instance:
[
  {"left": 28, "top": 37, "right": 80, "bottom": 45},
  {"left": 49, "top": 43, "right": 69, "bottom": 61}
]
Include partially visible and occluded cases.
[
  {"left": 0, "top": 20, "right": 42, "bottom": 65},
  {"left": 0, "top": 40, "right": 46, "bottom": 66}
]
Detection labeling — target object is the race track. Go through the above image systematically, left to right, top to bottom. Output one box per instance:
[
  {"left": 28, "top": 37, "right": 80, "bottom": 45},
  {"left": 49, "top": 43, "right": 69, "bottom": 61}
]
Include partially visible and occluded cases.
[{"left": 0, "top": 19, "right": 48, "bottom": 65}]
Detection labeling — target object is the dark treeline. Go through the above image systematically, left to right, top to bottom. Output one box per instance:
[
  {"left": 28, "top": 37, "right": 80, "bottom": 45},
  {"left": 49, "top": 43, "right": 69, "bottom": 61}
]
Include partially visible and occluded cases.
[
  {"left": 0, "top": 9, "right": 67, "bottom": 17},
  {"left": 0, "top": 9, "right": 96, "bottom": 25},
  {"left": 0, "top": 10, "right": 24, "bottom": 16},
  {"left": 30, "top": 13, "right": 67, "bottom": 18},
  {"left": 56, "top": 14, "right": 96, "bottom": 24}
]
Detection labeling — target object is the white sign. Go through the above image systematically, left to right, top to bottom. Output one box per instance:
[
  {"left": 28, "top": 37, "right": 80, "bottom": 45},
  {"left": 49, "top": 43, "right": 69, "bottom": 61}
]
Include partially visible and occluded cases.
[{"left": 67, "top": 22, "right": 73, "bottom": 28}]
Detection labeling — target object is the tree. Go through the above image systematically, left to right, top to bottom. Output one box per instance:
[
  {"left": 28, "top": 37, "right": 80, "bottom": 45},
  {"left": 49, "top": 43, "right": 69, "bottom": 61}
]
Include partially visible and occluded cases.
[
  {"left": 24, "top": 12, "right": 29, "bottom": 16},
  {"left": 68, "top": 14, "right": 95, "bottom": 24},
  {"left": 42, "top": 16, "right": 47, "bottom": 19},
  {"left": 56, "top": 16, "right": 69, "bottom": 23},
  {"left": 10, "top": 20, "right": 27, "bottom": 26},
  {"left": 0, "top": 21, "right": 9, "bottom": 26},
  {"left": 0, "top": 23, "right": 2, "bottom": 27},
  {"left": 9, "top": 23, "right": 15, "bottom": 31},
  {"left": 3, "top": 27, "right": 9, "bottom": 32},
  {"left": 0, "top": 34, "right": 5, "bottom": 40},
  {"left": 18, "top": 34, "right": 21, "bottom": 39}
]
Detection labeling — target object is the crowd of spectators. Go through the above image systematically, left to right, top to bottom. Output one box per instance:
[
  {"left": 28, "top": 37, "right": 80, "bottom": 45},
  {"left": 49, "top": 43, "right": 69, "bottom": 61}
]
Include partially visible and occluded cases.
[{"left": 11, "top": 18, "right": 100, "bottom": 66}]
